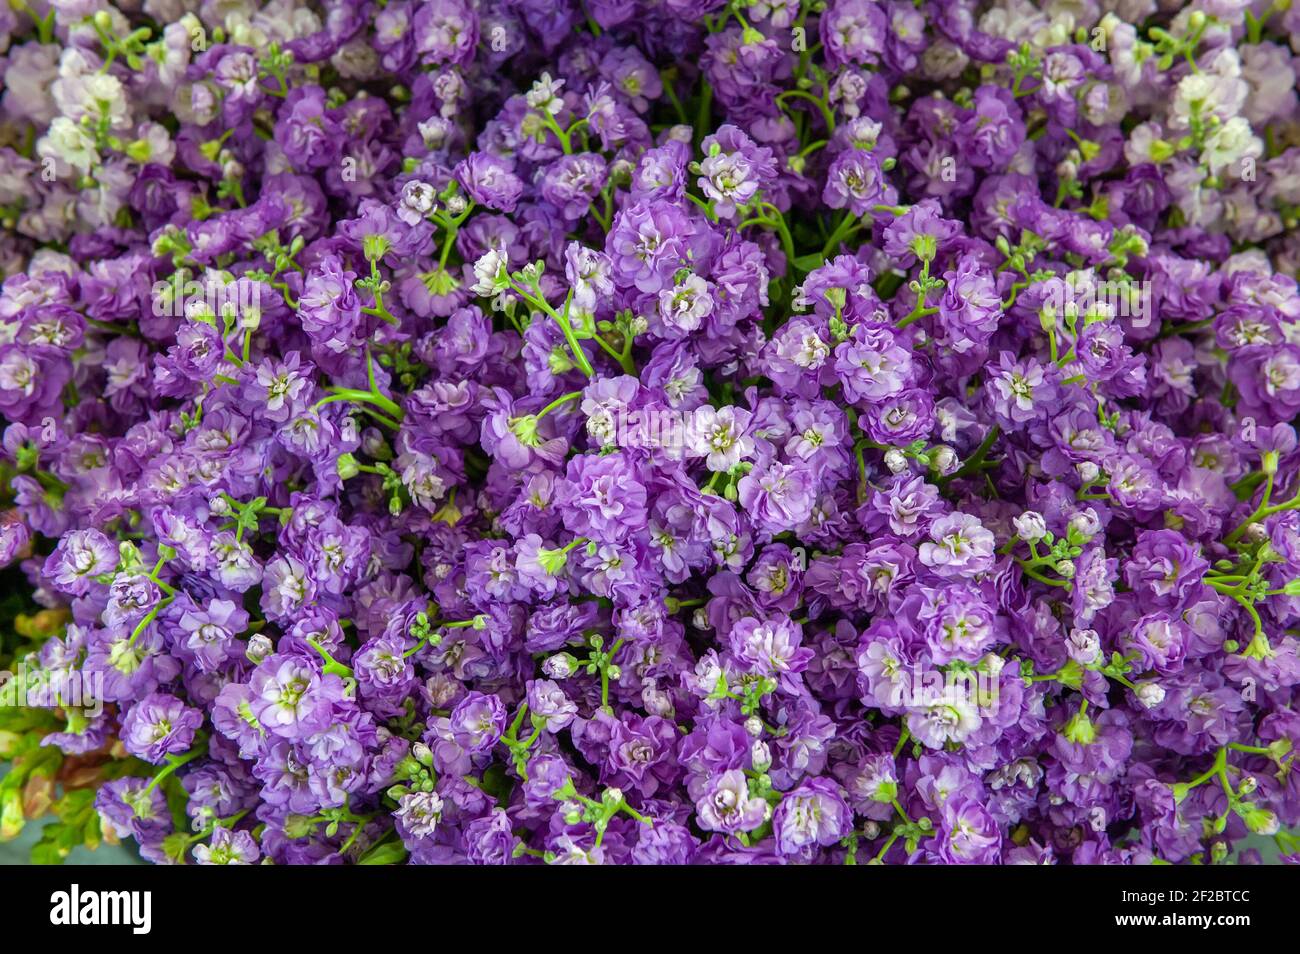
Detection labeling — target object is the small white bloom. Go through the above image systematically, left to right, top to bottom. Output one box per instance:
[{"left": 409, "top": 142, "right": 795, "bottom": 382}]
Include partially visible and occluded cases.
[
  {"left": 525, "top": 72, "right": 565, "bottom": 115},
  {"left": 1201, "top": 116, "right": 1262, "bottom": 174},
  {"left": 38, "top": 117, "right": 99, "bottom": 173},
  {"left": 470, "top": 249, "right": 511, "bottom": 297},
  {"left": 931, "top": 445, "right": 959, "bottom": 475},
  {"left": 1013, "top": 511, "right": 1048, "bottom": 542},
  {"left": 1135, "top": 682, "right": 1165, "bottom": 708},
  {"left": 751, "top": 740, "right": 772, "bottom": 771}
]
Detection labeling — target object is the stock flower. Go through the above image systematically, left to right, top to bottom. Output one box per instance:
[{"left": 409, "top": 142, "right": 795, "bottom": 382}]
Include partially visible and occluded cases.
[
  {"left": 4, "top": 0, "right": 1298, "bottom": 869},
  {"left": 823, "top": 149, "right": 885, "bottom": 216},
  {"left": 298, "top": 254, "right": 362, "bottom": 355},
  {"left": 919, "top": 513, "right": 996, "bottom": 579},
  {"left": 43, "top": 529, "right": 117, "bottom": 596},
  {"left": 177, "top": 598, "right": 249, "bottom": 673},
  {"left": 727, "top": 616, "right": 813, "bottom": 689},
  {"left": 121, "top": 692, "right": 204, "bottom": 764},
  {"left": 695, "top": 769, "right": 768, "bottom": 834},
  {"left": 772, "top": 777, "right": 852, "bottom": 856},
  {"left": 931, "top": 797, "right": 1002, "bottom": 864},
  {"left": 194, "top": 828, "right": 261, "bottom": 865}
]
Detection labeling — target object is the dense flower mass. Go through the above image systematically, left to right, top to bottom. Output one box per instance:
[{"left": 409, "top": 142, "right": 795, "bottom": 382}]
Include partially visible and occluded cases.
[{"left": 2, "top": 0, "right": 1300, "bottom": 866}]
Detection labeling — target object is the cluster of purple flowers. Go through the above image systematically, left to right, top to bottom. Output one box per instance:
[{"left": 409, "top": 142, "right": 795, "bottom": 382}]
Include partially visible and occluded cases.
[{"left": 2, "top": 0, "right": 1299, "bottom": 865}]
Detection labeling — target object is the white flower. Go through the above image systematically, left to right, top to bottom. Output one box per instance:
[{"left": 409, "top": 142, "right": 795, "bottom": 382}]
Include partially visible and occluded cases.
[
  {"left": 82, "top": 72, "right": 131, "bottom": 129},
  {"left": 525, "top": 72, "right": 565, "bottom": 114},
  {"left": 1201, "top": 116, "right": 1262, "bottom": 174},
  {"left": 38, "top": 117, "right": 100, "bottom": 173},
  {"left": 397, "top": 180, "right": 438, "bottom": 226},
  {"left": 470, "top": 249, "right": 511, "bottom": 297},
  {"left": 688, "top": 405, "right": 753, "bottom": 473},
  {"left": 931, "top": 445, "right": 959, "bottom": 475},
  {"left": 1013, "top": 511, "right": 1047, "bottom": 542},
  {"left": 1135, "top": 682, "right": 1165, "bottom": 709}
]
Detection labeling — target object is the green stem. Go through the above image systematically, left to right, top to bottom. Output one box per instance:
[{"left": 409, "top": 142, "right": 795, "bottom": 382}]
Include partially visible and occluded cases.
[{"left": 143, "top": 739, "right": 208, "bottom": 794}]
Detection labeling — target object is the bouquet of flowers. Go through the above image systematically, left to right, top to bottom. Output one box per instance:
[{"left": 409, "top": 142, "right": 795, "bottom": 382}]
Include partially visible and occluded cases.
[{"left": 1, "top": 0, "right": 1298, "bottom": 865}]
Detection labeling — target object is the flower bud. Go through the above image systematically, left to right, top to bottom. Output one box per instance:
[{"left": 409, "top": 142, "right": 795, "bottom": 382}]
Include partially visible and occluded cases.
[
  {"left": 361, "top": 429, "right": 388, "bottom": 458},
  {"left": 931, "top": 445, "right": 959, "bottom": 475},
  {"left": 884, "top": 449, "right": 908, "bottom": 473},
  {"left": 336, "top": 453, "right": 360, "bottom": 480},
  {"left": 1069, "top": 508, "right": 1101, "bottom": 540},
  {"left": 1013, "top": 511, "right": 1047, "bottom": 542},
  {"left": 1242, "top": 522, "right": 1268, "bottom": 545},
  {"left": 1066, "top": 628, "right": 1101, "bottom": 666},
  {"left": 245, "top": 633, "right": 273, "bottom": 664},
  {"left": 542, "top": 652, "right": 577, "bottom": 679},
  {"left": 1135, "top": 682, "right": 1165, "bottom": 708},
  {"left": 641, "top": 686, "right": 674, "bottom": 717},
  {"left": 744, "top": 716, "right": 763, "bottom": 737},
  {"left": 751, "top": 740, "right": 772, "bottom": 771},
  {"left": 1241, "top": 804, "right": 1279, "bottom": 836},
  {"left": 283, "top": 814, "right": 316, "bottom": 839}
]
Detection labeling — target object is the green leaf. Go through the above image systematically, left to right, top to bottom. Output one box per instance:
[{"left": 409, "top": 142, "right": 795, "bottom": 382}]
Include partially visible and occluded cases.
[{"left": 358, "top": 840, "right": 408, "bottom": 865}]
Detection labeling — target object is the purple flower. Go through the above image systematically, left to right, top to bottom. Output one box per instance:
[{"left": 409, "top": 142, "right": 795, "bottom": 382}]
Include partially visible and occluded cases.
[
  {"left": 821, "top": 0, "right": 887, "bottom": 67},
  {"left": 823, "top": 149, "right": 885, "bottom": 216},
  {"left": 455, "top": 152, "right": 524, "bottom": 213},
  {"left": 607, "top": 201, "right": 700, "bottom": 294},
  {"left": 298, "top": 254, "right": 362, "bottom": 354},
  {"left": 834, "top": 325, "right": 912, "bottom": 403},
  {"left": 556, "top": 452, "right": 648, "bottom": 543},
  {"left": 919, "top": 513, "right": 996, "bottom": 579},
  {"left": 43, "top": 529, "right": 117, "bottom": 596},
  {"left": 1123, "top": 530, "right": 1209, "bottom": 610},
  {"left": 177, "top": 598, "right": 248, "bottom": 673},
  {"left": 1122, "top": 613, "right": 1189, "bottom": 676},
  {"left": 727, "top": 616, "right": 813, "bottom": 688},
  {"left": 249, "top": 655, "right": 344, "bottom": 741},
  {"left": 526, "top": 679, "right": 577, "bottom": 731},
  {"left": 121, "top": 692, "right": 204, "bottom": 764},
  {"left": 448, "top": 692, "right": 507, "bottom": 753},
  {"left": 696, "top": 769, "right": 769, "bottom": 834},
  {"left": 772, "top": 777, "right": 852, "bottom": 856},
  {"left": 931, "top": 797, "right": 1002, "bottom": 864},
  {"left": 194, "top": 827, "right": 261, "bottom": 865}
]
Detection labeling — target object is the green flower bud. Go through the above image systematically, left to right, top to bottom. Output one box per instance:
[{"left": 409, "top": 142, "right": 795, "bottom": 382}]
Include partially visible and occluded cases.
[{"left": 336, "top": 453, "right": 360, "bottom": 480}]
